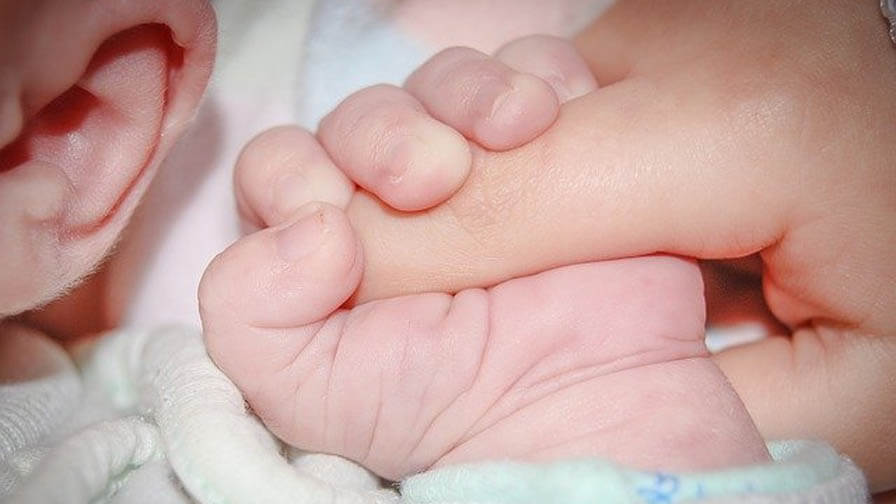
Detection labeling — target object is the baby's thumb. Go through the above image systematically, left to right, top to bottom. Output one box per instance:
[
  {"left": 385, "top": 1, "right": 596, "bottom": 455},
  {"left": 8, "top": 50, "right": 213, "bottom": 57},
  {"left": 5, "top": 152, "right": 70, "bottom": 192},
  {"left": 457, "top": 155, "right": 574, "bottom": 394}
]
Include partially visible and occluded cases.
[{"left": 199, "top": 203, "right": 362, "bottom": 390}]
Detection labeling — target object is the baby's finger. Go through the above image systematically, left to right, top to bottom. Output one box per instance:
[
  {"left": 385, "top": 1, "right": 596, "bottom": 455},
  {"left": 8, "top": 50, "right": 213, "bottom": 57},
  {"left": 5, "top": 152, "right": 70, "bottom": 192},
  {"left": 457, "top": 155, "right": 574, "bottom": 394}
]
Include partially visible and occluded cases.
[
  {"left": 494, "top": 35, "right": 598, "bottom": 102},
  {"left": 404, "top": 47, "right": 559, "bottom": 151},
  {"left": 317, "top": 84, "right": 471, "bottom": 212},
  {"left": 234, "top": 126, "right": 353, "bottom": 228},
  {"left": 199, "top": 202, "right": 362, "bottom": 394}
]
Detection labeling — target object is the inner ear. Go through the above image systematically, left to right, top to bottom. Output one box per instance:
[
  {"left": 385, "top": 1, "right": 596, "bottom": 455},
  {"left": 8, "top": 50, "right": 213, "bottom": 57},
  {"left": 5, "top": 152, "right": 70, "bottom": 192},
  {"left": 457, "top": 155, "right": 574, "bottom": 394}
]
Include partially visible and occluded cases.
[
  {"left": 0, "top": 23, "right": 183, "bottom": 233},
  {"left": 0, "top": 24, "right": 192, "bottom": 317}
]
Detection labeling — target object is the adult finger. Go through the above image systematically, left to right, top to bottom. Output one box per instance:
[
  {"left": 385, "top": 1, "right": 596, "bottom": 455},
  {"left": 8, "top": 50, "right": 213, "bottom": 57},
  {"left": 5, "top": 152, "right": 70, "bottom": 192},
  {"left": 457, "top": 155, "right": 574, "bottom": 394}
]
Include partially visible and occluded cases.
[{"left": 346, "top": 71, "right": 797, "bottom": 303}]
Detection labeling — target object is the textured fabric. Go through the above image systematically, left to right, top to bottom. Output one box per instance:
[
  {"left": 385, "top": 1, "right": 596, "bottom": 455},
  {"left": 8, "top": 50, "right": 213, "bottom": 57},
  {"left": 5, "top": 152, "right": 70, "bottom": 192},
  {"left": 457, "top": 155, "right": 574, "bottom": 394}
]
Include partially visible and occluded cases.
[
  {"left": 0, "top": 325, "right": 869, "bottom": 504},
  {"left": 0, "top": 325, "right": 81, "bottom": 499},
  {"left": 1, "top": 325, "right": 399, "bottom": 504},
  {"left": 0, "top": 326, "right": 81, "bottom": 457},
  {"left": 9, "top": 417, "right": 162, "bottom": 503},
  {"left": 402, "top": 442, "right": 869, "bottom": 504}
]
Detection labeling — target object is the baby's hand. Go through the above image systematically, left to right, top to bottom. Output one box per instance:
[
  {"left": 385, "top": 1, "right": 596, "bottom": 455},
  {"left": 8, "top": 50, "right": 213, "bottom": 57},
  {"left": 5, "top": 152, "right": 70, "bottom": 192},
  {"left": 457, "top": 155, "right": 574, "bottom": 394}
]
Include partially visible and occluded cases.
[
  {"left": 237, "top": 35, "right": 594, "bottom": 219},
  {"left": 202, "top": 36, "right": 767, "bottom": 480},
  {"left": 233, "top": 36, "right": 597, "bottom": 302},
  {"left": 199, "top": 202, "right": 767, "bottom": 481}
]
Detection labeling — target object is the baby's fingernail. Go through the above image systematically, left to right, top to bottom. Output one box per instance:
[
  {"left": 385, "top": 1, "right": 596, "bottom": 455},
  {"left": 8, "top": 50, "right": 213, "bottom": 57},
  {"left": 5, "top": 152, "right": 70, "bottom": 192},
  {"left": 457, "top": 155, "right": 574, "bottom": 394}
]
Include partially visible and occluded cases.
[
  {"left": 474, "top": 73, "right": 555, "bottom": 149},
  {"left": 563, "top": 73, "right": 599, "bottom": 101},
  {"left": 490, "top": 75, "right": 536, "bottom": 126},
  {"left": 388, "top": 119, "right": 469, "bottom": 184},
  {"left": 272, "top": 172, "right": 311, "bottom": 222},
  {"left": 276, "top": 203, "right": 327, "bottom": 262}
]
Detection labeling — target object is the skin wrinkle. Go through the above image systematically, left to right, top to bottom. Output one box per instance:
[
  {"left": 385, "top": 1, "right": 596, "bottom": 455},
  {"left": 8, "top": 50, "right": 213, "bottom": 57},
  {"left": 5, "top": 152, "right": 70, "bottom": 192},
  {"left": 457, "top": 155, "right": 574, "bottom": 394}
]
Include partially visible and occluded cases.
[
  {"left": 441, "top": 147, "right": 523, "bottom": 256},
  {"left": 254, "top": 256, "right": 721, "bottom": 478},
  {"left": 264, "top": 258, "right": 700, "bottom": 478},
  {"left": 415, "top": 289, "right": 496, "bottom": 464},
  {"left": 405, "top": 290, "right": 488, "bottom": 468},
  {"left": 441, "top": 293, "right": 492, "bottom": 454},
  {"left": 390, "top": 295, "right": 453, "bottom": 464},
  {"left": 325, "top": 308, "right": 349, "bottom": 456},
  {"left": 403, "top": 311, "right": 450, "bottom": 462},
  {"left": 301, "top": 313, "right": 348, "bottom": 443},
  {"left": 385, "top": 314, "right": 427, "bottom": 464},
  {"left": 276, "top": 316, "right": 329, "bottom": 448},
  {"left": 277, "top": 320, "right": 328, "bottom": 381},
  {"left": 456, "top": 337, "right": 708, "bottom": 458},
  {"left": 519, "top": 341, "right": 704, "bottom": 398},
  {"left": 458, "top": 355, "right": 543, "bottom": 448},
  {"left": 439, "top": 365, "right": 642, "bottom": 467},
  {"left": 362, "top": 371, "right": 385, "bottom": 466},
  {"left": 524, "top": 380, "right": 674, "bottom": 460},
  {"left": 523, "top": 419, "right": 629, "bottom": 460}
]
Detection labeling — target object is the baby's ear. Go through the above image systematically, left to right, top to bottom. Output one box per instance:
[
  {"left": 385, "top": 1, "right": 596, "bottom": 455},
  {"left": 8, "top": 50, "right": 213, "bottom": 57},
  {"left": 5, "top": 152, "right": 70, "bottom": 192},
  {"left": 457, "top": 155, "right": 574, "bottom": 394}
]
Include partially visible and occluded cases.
[{"left": 0, "top": 0, "right": 216, "bottom": 316}]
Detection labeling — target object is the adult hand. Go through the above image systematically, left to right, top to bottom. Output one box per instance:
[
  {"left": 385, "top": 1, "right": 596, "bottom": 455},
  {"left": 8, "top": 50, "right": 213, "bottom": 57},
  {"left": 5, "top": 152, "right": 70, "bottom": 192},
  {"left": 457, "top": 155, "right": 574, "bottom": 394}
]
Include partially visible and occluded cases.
[
  {"left": 232, "top": 0, "right": 896, "bottom": 492},
  {"left": 572, "top": 2, "right": 896, "bottom": 493}
]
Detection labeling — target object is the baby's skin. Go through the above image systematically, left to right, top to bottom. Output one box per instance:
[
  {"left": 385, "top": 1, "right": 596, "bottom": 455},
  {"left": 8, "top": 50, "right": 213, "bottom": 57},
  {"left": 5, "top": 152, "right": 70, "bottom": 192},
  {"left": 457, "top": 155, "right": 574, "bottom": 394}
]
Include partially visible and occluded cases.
[
  {"left": 0, "top": 0, "right": 215, "bottom": 319},
  {"left": 200, "top": 37, "right": 769, "bottom": 481}
]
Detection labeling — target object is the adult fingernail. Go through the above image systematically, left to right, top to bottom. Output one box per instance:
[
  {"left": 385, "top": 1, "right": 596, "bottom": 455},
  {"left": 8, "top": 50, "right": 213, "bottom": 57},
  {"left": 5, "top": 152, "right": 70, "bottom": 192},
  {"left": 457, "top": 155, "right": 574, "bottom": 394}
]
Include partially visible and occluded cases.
[{"left": 275, "top": 203, "right": 327, "bottom": 262}]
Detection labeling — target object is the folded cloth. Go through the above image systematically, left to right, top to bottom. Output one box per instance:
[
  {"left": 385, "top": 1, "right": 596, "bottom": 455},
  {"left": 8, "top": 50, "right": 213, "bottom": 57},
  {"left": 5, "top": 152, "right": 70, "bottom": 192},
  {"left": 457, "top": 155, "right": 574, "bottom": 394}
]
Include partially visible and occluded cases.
[
  {"left": 1, "top": 325, "right": 869, "bottom": 504},
  {"left": 3, "top": 326, "right": 397, "bottom": 504},
  {"left": 402, "top": 441, "right": 868, "bottom": 504}
]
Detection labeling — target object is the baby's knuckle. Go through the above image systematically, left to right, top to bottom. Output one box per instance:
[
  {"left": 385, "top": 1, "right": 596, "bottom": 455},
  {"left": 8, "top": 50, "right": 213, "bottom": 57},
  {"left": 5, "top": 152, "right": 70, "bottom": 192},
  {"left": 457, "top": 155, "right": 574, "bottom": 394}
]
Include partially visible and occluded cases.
[
  {"left": 427, "top": 46, "right": 483, "bottom": 68},
  {"left": 452, "top": 58, "right": 509, "bottom": 93},
  {"left": 329, "top": 85, "right": 399, "bottom": 134}
]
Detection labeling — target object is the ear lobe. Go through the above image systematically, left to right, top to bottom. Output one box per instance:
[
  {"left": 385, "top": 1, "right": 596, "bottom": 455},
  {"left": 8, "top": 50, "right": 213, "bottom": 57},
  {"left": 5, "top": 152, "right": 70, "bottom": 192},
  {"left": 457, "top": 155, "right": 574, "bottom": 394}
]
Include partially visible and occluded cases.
[{"left": 0, "top": 1, "right": 216, "bottom": 316}]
